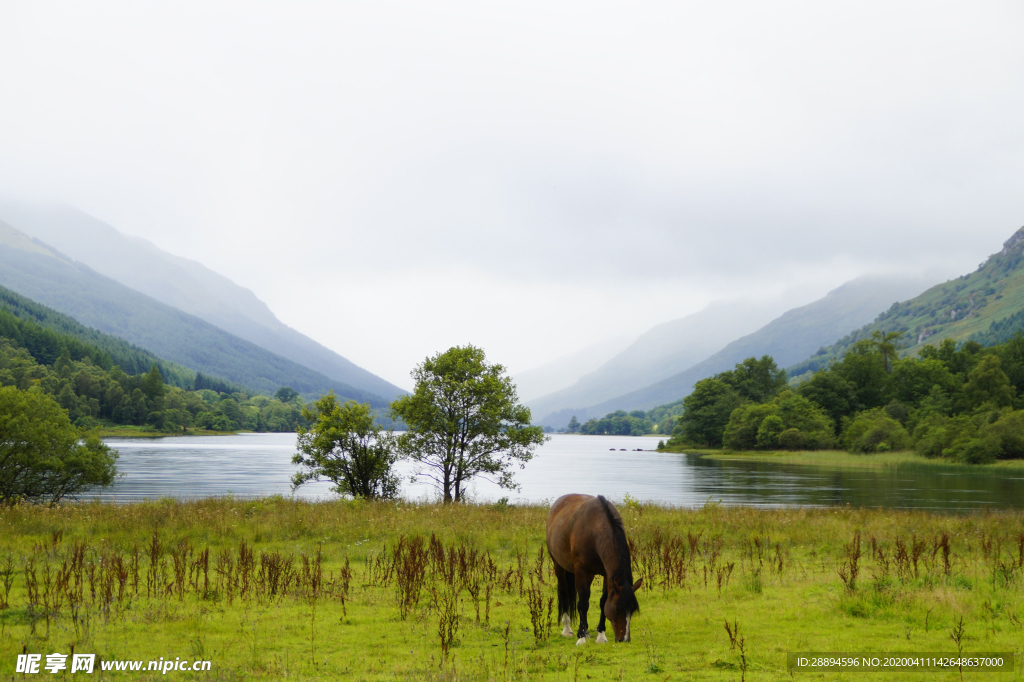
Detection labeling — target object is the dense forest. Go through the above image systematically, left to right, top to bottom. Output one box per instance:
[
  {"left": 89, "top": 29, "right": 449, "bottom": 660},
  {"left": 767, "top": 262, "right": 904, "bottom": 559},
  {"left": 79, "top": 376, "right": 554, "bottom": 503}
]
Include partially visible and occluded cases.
[
  {"left": 0, "top": 285, "right": 198, "bottom": 386},
  {"left": 0, "top": 305, "right": 307, "bottom": 433},
  {"left": 668, "top": 331, "right": 1024, "bottom": 463}
]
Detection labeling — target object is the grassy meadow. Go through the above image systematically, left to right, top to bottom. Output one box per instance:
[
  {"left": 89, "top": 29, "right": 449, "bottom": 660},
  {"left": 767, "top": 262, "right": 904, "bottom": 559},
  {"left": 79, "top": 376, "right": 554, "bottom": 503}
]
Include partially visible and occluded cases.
[{"left": 1, "top": 498, "right": 1023, "bottom": 680}]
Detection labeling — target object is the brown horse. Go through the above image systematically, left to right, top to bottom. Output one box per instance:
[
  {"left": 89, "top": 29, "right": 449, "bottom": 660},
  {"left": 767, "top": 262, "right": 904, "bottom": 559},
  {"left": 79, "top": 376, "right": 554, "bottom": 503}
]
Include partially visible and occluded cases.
[{"left": 546, "top": 494, "right": 641, "bottom": 644}]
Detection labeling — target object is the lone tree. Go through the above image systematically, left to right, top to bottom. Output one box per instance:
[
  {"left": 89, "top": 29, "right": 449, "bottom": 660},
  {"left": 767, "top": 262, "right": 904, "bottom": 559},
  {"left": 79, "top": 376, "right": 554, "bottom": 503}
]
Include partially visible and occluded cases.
[
  {"left": 390, "top": 345, "right": 547, "bottom": 503},
  {"left": 275, "top": 386, "right": 300, "bottom": 403},
  {"left": 0, "top": 387, "right": 118, "bottom": 506},
  {"left": 292, "top": 392, "right": 399, "bottom": 499}
]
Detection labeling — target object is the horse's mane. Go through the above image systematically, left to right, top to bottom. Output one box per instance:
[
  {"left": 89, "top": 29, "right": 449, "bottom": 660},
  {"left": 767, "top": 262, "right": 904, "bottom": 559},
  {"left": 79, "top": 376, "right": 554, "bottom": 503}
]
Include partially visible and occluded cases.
[{"left": 597, "top": 495, "right": 639, "bottom": 616}]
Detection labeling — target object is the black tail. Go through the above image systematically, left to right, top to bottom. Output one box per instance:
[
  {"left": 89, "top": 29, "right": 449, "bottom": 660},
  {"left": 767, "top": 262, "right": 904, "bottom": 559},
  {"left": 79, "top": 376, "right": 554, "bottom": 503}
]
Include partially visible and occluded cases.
[{"left": 557, "top": 567, "right": 577, "bottom": 624}]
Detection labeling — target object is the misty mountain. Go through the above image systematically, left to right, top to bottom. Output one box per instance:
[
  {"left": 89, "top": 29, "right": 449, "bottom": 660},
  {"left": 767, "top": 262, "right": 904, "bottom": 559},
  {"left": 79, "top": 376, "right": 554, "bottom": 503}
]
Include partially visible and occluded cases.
[
  {"left": 0, "top": 203, "right": 404, "bottom": 400},
  {"left": 0, "top": 220, "right": 387, "bottom": 405},
  {"left": 788, "top": 226, "right": 1024, "bottom": 378},
  {"left": 537, "top": 274, "right": 939, "bottom": 427},
  {"left": 0, "top": 282, "right": 199, "bottom": 388},
  {"left": 525, "top": 298, "right": 801, "bottom": 424},
  {"left": 513, "top": 335, "right": 634, "bottom": 403}
]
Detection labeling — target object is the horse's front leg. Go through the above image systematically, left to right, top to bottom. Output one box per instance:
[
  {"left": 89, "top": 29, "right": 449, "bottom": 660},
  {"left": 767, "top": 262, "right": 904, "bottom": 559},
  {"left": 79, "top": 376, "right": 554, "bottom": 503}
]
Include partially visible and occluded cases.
[
  {"left": 575, "top": 571, "right": 594, "bottom": 645},
  {"left": 595, "top": 579, "right": 609, "bottom": 643}
]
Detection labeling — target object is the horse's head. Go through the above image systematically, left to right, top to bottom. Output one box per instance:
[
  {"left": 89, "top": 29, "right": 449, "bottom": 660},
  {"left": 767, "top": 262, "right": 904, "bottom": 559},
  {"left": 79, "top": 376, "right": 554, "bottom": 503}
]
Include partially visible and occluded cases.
[{"left": 605, "top": 578, "right": 642, "bottom": 642}]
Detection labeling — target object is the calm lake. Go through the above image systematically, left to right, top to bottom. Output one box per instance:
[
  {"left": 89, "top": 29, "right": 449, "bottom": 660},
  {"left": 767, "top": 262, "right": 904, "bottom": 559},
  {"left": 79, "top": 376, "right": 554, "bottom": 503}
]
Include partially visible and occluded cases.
[{"left": 94, "top": 433, "right": 1024, "bottom": 511}]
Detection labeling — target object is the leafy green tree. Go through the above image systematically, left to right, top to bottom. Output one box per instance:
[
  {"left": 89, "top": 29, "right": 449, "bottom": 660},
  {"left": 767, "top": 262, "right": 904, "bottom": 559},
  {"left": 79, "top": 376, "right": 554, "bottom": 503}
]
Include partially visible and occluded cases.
[
  {"left": 870, "top": 330, "right": 903, "bottom": 373},
  {"left": 992, "top": 333, "right": 1024, "bottom": 396},
  {"left": 918, "top": 338, "right": 983, "bottom": 379},
  {"left": 832, "top": 339, "right": 890, "bottom": 409},
  {"left": 389, "top": 346, "right": 546, "bottom": 503},
  {"left": 961, "top": 354, "right": 1015, "bottom": 409},
  {"left": 719, "top": 356, "right": 787, "bottom": 403},
  {"left": 888, "top": 358, "right": 959, "bottom": 406},
  {"left": 142, "top": 364, "right": 165, "bottom": 400},
  {"left": 798, "top": 370, "right": 857, "bottom": 429},
  {"left": 671, "top": 378, "right": 744, "bottom": 447},
  {"left": 0, "top": 386, "right": 118, "bottom": 505},
  {"left": 275, "top": 386, "right": 300, "bottom": 403},
  {"left": 723, "top": 391, "right": 835, "bottom": 450},
  {"left": 293, "top": 392, "right": 398, "bottom": 499},
  {"left": 722, "top": 403, "right": 776, "bottom": 450},
  {"left": 841, "top": 408, "right": 911, "bottom": 453},
  {"left": 579, "top": 410, "right": 653, "bottom": 436},
  {"left": 976, "top": 410, "right": 1024, "bottom": 460},
  {"left": 912, "top": 412, "right": 979, "bottom": 459},
  {"left": 756, "top": 415, "right": 785, "bottom": 449},
  {"left": 566, "top": 416, "right": 580, "bottom": 434},
  {"left": 950, "top": 434, "right": 1000, "bottom": 464}
]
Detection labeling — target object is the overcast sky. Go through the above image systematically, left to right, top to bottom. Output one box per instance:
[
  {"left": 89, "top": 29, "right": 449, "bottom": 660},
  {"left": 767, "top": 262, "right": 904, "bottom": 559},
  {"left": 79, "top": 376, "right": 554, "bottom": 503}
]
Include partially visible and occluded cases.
[{"left": 2, "top": 1, "right": 1023, "bottom": 388}]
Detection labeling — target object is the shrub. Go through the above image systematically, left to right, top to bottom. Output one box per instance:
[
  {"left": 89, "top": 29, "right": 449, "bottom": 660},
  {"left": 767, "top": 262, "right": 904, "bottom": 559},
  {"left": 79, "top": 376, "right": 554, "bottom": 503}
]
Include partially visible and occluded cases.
[
  {"left": 723, "top": 391, "right": 836, "bottom": 451},
  {"left": 722, "top": 403, "right": 775, "bottom": 450},
  {"left": 842, "top": 408, "right": 911, "bottom": 453},
  {"left": 980, "top": 410, "right": 1024, "bottom": 459},
  {"left": 912, "top": 413, "right": 980, "bottom": 459},
  {"left": 756, "top": 415, "right": 785, "bottom": 449},
  {"left": 777, "top": 428, "right": 807, "bottom": 450},
  {"left": 947, "top": 435, "right": 1000, "bottom": 464}
]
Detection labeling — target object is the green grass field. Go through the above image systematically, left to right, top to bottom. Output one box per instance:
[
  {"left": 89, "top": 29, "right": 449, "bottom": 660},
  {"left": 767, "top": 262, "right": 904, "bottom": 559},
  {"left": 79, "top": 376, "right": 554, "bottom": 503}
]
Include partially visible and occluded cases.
[{"left": 1, "top": 498, "right": 1023, "bottom": 680}]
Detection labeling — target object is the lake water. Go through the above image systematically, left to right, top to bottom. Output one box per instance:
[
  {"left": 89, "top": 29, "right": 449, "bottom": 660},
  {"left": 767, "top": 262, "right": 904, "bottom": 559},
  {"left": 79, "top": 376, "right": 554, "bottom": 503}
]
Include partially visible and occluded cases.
[{"left": 93, "top": 433, "right": 1024, "bottom": 511}]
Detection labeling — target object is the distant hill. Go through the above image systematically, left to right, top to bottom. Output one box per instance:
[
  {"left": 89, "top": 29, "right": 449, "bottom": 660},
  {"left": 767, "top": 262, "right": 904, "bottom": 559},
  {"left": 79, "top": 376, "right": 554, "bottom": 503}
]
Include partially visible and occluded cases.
[
  {"left": 0, "top": 203, "right": 405, "bottom": 400},
  {"left": 0, "top": 220, "right": 386, "bottom": 405},
  {"left": 787, "top": 226, "right": 1024, "bottom": 378},
  {"left": 537, "top": 274, "right": 939, "bottom": 427},
  {"left": 0, "top": 283, "right": 198, "bottom": 388},
  {"left": 526, "top": 298, "right": 799, "bottom": 424},
  {"left": 513, "top": 335, "right": 634, "bottom": 403}
]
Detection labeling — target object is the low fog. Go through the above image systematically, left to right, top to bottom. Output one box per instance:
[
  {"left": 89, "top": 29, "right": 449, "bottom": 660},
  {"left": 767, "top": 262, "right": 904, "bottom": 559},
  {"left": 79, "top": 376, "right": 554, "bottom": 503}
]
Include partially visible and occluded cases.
[{"left": 1, "top": 1, "right": 1022, "bottom": 387}]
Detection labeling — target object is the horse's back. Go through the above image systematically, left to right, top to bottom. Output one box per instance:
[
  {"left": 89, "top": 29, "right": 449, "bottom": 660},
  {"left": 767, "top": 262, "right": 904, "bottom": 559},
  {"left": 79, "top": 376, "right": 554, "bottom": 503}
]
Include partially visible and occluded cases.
[{"left": 546, "top": 494, "right": 601, "bottom": 571}]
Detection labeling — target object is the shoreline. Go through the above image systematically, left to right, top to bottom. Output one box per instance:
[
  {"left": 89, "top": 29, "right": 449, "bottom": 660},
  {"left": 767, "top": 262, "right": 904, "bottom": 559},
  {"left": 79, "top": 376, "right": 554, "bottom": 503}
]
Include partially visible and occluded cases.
[
  {"left": 96, "top": 426, "right": 248, "bottom": 438},
  {"left": 658, "top": 444, "right": 1024, "bottom": 470}
]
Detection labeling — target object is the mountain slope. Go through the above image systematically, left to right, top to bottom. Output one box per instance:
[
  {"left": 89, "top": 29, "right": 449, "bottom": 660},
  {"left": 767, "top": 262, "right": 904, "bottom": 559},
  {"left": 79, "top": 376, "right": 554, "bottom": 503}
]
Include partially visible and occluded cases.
[
  {"left": 0, "top": 203, "right": 405, "bottom": 400},
  {"left": 0, "top": 220, "right": 386, "bottom": 405},
  {"left": 787, "top": 226, "right": 1024, "bottom": 378},
  {"left": 537, "top": 274, "right": 939, "bottom": 427},
  {"left": 0, "top": 282, "right": 198, "bottom": 387},
  {"left": 526, "top": 298, "right": 798, "bottom": 423},
  {"left": 513, "top": 335, "right": 634, "bottom": 403}
]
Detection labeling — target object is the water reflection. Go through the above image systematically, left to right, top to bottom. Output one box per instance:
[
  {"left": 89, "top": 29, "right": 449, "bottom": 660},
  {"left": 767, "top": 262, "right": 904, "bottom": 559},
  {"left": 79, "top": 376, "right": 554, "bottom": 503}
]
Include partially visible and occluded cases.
[
  {"left": 90, "top": 433, "right": 1024, "bottom": 511},
  {"left": 687, "top": 455, "right": 1024, "bottom": 510}
]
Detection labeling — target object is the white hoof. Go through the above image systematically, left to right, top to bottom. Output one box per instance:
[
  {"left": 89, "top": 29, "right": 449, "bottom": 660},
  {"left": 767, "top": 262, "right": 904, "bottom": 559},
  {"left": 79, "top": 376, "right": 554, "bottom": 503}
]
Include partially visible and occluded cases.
[
  {"left": 561, "top": 614, "right": 573, "bottom": 637},
  {"left": 562, "top": 625, "right": 574, "bottom": 637},
  {"left": 595, "top": 631, "right": 608, "bottom": 643},
  {"left": 576, "top": 637, "right": 587, "bottom": 646}
]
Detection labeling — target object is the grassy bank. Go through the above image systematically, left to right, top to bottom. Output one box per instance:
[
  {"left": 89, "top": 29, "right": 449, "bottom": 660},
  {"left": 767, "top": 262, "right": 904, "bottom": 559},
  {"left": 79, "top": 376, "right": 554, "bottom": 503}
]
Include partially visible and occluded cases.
[
  {"left": 657, "top": 444, "right": 1024, "bottom": 471},
  {"left": 1, "top": 499, "right": 1023, "bottom": 680}
]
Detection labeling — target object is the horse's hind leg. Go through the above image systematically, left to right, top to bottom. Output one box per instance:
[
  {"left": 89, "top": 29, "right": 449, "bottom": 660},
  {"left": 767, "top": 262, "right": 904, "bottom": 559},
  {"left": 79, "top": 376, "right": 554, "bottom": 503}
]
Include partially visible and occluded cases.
[
  {"left": 554, "top": 563, "right": 574, "bottom": 637},
  {"left": 575, "top": 571, "right": 594, "bottom": 645},
  {"left": 595, "top": 579, "right": 609, "bottom": 643}
]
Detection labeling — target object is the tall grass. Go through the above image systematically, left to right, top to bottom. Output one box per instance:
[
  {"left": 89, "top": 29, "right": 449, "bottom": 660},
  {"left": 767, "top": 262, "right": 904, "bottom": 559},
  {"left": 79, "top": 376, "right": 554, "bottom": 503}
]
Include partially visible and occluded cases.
[{"left": 1, "top": 497, "right": 1024, "bottom": 679}]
